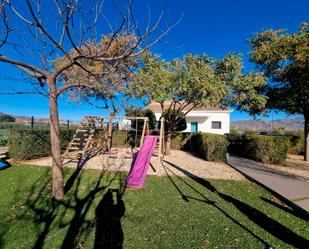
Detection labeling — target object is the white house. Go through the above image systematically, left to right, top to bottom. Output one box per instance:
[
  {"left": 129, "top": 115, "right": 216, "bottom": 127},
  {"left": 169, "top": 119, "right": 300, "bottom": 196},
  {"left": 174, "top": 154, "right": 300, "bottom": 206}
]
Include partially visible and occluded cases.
[{"left": 147, "top": 102, "right": 233, "bottom": 135}]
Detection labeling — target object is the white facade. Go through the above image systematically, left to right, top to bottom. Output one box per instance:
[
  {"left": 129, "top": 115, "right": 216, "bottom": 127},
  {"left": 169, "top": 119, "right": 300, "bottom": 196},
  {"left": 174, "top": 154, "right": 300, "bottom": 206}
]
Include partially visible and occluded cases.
[{"left": 153, "top": 110, "right": 232, "bottom": 135}]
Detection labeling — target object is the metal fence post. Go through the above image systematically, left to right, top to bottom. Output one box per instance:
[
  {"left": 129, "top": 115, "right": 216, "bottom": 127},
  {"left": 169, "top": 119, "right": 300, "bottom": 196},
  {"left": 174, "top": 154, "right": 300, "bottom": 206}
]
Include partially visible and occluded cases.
[{"left": 31, "top": 116, "right": 34, "bottom": 129}]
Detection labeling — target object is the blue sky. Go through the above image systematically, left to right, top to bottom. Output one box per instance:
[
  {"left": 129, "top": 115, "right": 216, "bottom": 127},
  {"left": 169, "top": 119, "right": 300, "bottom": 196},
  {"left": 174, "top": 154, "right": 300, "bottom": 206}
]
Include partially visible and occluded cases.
[{"left": 0, "top": 0, "right": 308, "bottom": 121}]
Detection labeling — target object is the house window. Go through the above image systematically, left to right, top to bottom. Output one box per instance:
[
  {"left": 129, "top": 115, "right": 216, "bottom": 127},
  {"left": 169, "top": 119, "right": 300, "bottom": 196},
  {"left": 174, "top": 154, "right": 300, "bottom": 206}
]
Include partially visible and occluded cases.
[
  {"left": 211, "top": 121, "right": 221, "bottom": 129},
  {"left": 191, "top": 122, "right": 198, "bottom": 133}
]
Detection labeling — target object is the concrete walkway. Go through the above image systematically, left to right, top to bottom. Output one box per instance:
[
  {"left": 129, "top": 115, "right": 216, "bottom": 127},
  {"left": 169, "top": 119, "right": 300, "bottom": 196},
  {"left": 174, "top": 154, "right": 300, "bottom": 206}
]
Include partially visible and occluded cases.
[{"left": 227, "top": 155, "right": 309, "bottom": 215}]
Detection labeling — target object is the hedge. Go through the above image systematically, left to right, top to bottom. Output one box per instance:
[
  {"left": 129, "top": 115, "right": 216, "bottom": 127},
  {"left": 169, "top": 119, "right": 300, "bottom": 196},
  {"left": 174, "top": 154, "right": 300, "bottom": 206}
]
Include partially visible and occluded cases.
[
  {"left": 8, "top": 128, "right": 75, "bottom": 160},
  {"left": 0, "top": 129, "right": 7, "bottom": 146},
  {"left": 183, "top": 133, "right": 229, "bottom": 161},
  {"left": 227, "top": 134, "right": 290, "bottom": 164},
  {"left": 287, "top": 134, "right": 304, "bottom": 155},
  {"left": 247, "top": 135, "right": 290, "bottom": 164}
]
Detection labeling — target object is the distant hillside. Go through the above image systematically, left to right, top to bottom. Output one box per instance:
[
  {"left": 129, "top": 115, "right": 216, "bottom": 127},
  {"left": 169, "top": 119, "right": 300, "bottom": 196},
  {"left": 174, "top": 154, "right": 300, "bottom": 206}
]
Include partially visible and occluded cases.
[
  {"left": 0, "top": 112, "right": 74, "bottom": 125},
  {"left": 231, "top": 117, "right": 304, "bottom": 131}
]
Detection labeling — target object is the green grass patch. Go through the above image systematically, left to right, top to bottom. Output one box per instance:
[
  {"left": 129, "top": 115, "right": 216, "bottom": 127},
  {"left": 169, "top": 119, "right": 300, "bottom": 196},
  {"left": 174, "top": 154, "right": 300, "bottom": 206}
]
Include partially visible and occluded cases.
[{"left": 0, "top": 165, "right": 308, "bottom": 249}]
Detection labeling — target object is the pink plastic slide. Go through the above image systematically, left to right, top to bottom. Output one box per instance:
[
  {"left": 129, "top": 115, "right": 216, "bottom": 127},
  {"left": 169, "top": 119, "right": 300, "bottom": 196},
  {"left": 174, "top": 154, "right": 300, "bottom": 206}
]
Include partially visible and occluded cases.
[{"left": 126, "top": 136, "right": 158, "bottom": 188}]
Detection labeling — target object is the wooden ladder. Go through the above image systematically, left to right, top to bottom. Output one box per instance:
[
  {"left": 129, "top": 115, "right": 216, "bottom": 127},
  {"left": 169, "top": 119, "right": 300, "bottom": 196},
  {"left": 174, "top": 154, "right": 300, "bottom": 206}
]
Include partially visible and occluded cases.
[{"left": 62, "top": 125, "right": 96, "bottom": 160}]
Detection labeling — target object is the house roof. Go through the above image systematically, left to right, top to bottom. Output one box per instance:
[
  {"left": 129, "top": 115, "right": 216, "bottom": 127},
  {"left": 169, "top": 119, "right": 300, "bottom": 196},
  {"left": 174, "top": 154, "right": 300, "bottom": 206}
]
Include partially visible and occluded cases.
[{"left": 147, "top": 102, "right": 232, "bottom": 112}]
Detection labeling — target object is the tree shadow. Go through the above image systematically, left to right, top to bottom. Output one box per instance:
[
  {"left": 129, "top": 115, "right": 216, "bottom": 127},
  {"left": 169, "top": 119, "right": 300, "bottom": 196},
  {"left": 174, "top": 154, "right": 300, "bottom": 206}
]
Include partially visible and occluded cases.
[
  {"left": 63, "top": 148, "right": 101, "bottom": 194},
  {"left": 10, "top": 157, "right": 126, "bottom": 249},
  {"left": 162, "top": 160, "right": 309, "bottom": 249},
  {"left": 161, "top": 162, "right": 268, "bottom": 247},
  {"left": 60, "top": 165, "right": 125, "bottom": 249},
  {"left": 219, "top": 192, "right": 309, "bottom": 249},
  {"left": 260, "top": 197, "right": 309, "bottom": 221}
]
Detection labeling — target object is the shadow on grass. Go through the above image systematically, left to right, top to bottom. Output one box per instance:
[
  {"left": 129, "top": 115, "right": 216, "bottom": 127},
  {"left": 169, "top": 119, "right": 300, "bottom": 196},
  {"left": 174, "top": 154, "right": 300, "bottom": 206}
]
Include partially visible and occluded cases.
[
  {"left": 63, "top": 148, "right": 101, "bottom": 194},
  {"left": 14, "top": 157, "right": 126, "bottom": 249},
  {"left": 162, "top": 160, "right": 309, "bottom": 249},
  {"left": 260, "top": 197, "right": 309, "bottom": 221}
]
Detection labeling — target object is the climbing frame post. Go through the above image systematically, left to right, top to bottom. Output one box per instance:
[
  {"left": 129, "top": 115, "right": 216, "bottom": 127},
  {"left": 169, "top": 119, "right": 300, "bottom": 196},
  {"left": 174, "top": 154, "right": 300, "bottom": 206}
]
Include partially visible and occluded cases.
[
  {"left": 140, "top": 117, "right": 149, "bottom": 148},
  {"left": 158, "top": 117, "right": 165, "bottom": 158}
]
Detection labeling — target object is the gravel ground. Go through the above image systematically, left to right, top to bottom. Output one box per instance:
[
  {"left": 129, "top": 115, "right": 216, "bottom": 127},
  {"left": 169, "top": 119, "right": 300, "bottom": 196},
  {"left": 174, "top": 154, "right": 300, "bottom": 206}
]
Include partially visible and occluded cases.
[
  {"left": 20, "top": 149, "right": 246, "bottom": 181},
  {"left": 265, "top": 154, "right": 309, "bottom": 182}
]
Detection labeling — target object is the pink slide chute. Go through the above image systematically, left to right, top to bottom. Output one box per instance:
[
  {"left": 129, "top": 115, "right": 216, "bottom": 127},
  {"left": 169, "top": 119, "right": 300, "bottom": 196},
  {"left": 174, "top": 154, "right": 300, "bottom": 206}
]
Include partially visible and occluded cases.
[{"left": 126, "top": 136, "right": 158, "bottom": 188}]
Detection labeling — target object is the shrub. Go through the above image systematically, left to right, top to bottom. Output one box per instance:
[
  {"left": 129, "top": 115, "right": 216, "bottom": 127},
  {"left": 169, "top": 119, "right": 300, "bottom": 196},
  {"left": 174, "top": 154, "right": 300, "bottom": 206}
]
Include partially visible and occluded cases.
[
  {"left": 0, "top": 114, "right": 15, "bottom": 122},
  {"left": 0, "top": 122, "right": 30, "bottom": 129},
  {"left": 8, "top": 128, "right": 75, "bottom": 160},
  {"left": 0, "top": 129, "right": 8, "bottom": 146},
  {"left": 170, "top": 132, "right": 192, "bottom": 150},
  {"left": 184, "top": 133, "right": 229, "bottom": 161},
  {"left": 226, "top": 133, "right": 248, "bottom": 157},
  {"left": 227, "top": 134, "right": 290, "bottom": 164},
  {"left": 287, "top": 134, "right": 304, "bottom": 155},
  {"left": 246, "top": 135, "right": 289, "bottom": 164}
]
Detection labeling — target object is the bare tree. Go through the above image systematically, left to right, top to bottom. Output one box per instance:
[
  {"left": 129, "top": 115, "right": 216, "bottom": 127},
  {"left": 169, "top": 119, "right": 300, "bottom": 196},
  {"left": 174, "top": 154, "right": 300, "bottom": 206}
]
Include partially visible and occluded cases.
[
  {"left": 0, "top": 0, "right": 180, "bottom": 200},
  {"left": 56, "top": 34, "right": 139, "bottom": 149}
]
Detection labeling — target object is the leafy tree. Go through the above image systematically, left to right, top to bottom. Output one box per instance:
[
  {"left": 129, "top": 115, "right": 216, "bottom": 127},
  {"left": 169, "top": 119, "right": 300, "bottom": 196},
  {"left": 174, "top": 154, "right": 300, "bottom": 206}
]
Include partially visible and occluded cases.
[
  {"left": 0, "top": 1, "right": 176, "bottom": 200},
  {"left": 248, "top": 22, "right": 309, "bottom": 160},
  {"left": 131, "top": 53, "right": 266, "bottom": 154},
  {"left": 125, "top": 105, "right": 144, "bottom": 130},
  {"left": 125, "top": 106, "right": 156, "bottom": 131},
  {"left": 142, "top": 109, "right": 157, "bottom": 130},
  {"left": 159, "top": 109, "right": 187, "bottom": 132},
  {"left": 0, "top": 114, "right": 15, "bottom": 122}
]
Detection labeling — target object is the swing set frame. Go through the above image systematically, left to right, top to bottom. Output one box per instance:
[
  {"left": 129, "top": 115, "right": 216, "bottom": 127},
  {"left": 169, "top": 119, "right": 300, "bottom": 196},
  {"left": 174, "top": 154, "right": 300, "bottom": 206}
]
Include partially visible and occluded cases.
[{"left": 84, "top": 116, "right": 165, "bottom": 158}]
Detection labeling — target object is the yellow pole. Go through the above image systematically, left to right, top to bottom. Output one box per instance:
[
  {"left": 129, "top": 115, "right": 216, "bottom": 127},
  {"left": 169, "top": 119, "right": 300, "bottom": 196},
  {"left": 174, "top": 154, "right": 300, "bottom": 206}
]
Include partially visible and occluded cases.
[
  {"left": 159, "top": 117, "right": 165, "bottom": 158},
  {"left": 140, "top": 118, "right": 147, "bottom": 148}
]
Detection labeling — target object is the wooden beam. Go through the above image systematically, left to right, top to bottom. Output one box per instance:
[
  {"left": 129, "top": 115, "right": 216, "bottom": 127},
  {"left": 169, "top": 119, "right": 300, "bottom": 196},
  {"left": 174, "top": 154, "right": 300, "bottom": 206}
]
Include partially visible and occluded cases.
[
  {"left": 83, "top": 116, "right": 149, "bottom": 121},
  {"left": 158, "top": 117, "right": 165, "bottom": 158},
  {"left": 140, "top": 119, "right": 147, "bottom": 148}
]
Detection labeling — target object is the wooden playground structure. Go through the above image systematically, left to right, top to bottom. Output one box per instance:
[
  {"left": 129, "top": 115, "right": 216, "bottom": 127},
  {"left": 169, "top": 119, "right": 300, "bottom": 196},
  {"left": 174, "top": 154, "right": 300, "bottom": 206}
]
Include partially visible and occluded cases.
[{"left": 62, "top": 115, "right": 165, "bottom": 160}]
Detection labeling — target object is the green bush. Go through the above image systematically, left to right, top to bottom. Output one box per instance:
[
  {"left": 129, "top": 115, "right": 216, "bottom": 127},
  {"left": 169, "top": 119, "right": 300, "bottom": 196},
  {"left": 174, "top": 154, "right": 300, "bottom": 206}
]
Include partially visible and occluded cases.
[
  {"left": 0, "top": 114, "right": 15, "bottom": 122},
  {"left": 0, "top": 122, "right": 30, "bottom": 129},
  {"left": 8, "top": 128, "right": 75, "bottom": 160},
  {"left": 0, "top": 129, "right": 8, "bottom": 146},
  {"left": 170, "top": 132, "right": 192, "bottom": 150},
  {"left": 184, "top": 133, "right": 229, "bottom": 161},
  {"left": 227, "top": 134, "right": 290, "bottom": 164},
  {"left": 286, "top": 134, "right": 304, "bottom": 155},
  {"left": 246, "top": 135, "right": 290, "bottom": 164}
]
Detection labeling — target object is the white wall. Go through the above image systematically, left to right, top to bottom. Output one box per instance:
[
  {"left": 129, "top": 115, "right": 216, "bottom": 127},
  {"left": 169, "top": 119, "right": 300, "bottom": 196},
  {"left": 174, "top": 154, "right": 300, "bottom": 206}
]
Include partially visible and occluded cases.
[{"left": 153, "top": 110, "right": 231, "bottom": 134}]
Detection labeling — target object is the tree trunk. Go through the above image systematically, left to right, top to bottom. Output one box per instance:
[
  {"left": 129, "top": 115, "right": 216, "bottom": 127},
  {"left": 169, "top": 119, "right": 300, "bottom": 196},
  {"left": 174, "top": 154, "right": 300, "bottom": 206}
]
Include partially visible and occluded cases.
[
  {"left": 48, "top": 77, "right": 64, "bottom": 200},
  {"left": 304, "top": 113, "right": 309, "bottom": 161},
  {"left": 107, "top": 115, "right": 114, "bottom": 149},
  {"left": 165, "top": 132, "right": 172, "bottom": 155}
]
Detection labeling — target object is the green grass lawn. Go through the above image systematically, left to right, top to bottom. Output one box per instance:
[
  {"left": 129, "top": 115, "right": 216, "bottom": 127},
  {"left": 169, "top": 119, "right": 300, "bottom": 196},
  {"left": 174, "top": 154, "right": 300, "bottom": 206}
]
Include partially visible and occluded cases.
[{"left": 0, "top": 164, "right": 308, "bottom": 249}]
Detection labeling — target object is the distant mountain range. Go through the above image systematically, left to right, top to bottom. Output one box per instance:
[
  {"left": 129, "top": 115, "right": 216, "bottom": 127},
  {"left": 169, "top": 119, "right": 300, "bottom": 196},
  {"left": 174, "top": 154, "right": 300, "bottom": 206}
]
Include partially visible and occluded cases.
[
  {"left": 0, "top": 112, "right": 74, "bottom": 125},
  {"left": 0, "top": 112, "right": 305, "bottom": 130},
  {"left": 231, "top": 117, "right": 304, "bottom": 131}
]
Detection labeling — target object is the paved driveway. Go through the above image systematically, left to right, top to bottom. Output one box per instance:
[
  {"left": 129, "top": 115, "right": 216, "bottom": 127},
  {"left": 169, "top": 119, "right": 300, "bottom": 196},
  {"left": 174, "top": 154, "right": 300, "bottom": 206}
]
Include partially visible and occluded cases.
[{"left": 227, "top": 155, "right": 309, "bottom": 214}]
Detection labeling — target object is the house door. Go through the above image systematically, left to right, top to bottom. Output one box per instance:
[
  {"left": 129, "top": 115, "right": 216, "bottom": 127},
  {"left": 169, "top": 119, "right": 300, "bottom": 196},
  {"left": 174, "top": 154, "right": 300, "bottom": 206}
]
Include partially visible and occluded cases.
[{"left": 191, "top": 122, "right": 198, "bottom": 133}]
